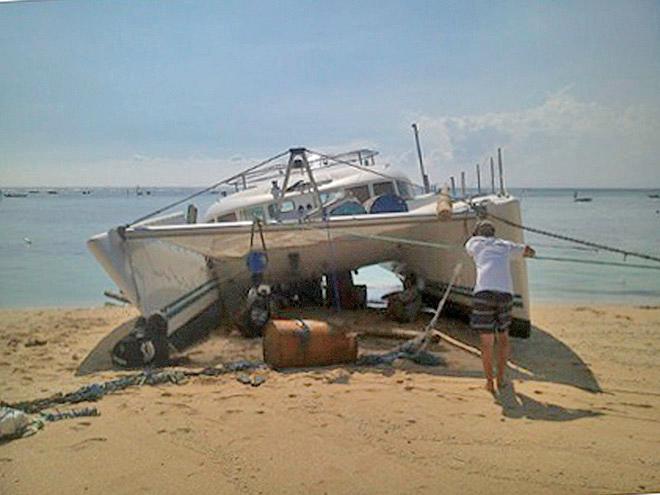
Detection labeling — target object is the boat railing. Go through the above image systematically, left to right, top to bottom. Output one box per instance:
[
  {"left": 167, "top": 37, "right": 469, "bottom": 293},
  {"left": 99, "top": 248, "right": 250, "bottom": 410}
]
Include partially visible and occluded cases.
[{"left": 226, "top": 149, "right": 379, "bottom": 192}]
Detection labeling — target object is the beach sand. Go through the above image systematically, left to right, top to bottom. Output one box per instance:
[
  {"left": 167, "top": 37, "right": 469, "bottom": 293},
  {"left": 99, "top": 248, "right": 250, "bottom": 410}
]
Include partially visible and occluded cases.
[{"left": 1, "top": 304, "right": 659, "bottom": 494}]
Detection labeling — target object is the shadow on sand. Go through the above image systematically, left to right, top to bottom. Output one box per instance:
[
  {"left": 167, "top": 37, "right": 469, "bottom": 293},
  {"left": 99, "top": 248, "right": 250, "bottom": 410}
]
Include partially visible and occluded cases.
[
  {"left": 77, "top": 311, "right": 602, "bottom": 397},
  {"left": 439, "top": 318, "right": 602, "bottom": 393},
  {"left": 495, "top": 382, "right": 602, "bottom": 421}
]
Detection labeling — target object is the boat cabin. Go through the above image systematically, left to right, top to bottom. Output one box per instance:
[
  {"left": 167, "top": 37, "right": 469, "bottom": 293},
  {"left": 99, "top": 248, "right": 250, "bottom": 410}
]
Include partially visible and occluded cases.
[{"left": 204, "top": 150, "right": 416, "bottom": 223}]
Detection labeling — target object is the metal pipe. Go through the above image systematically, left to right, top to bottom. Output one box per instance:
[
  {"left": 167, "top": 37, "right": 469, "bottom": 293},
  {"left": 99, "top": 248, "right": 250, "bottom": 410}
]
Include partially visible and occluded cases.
[
  {"left": 411, "top": 123, "right": 431, "bottom": 193},
  {"left": 498, "top": 148, "right": 505, "bottom": 195},
  {"left": 490, "top": 157, "right": 495, "bottom": 194},
  {"left": 476, "top": 164, "right": 481, "bottom": 194},
  {"left": 460, "top": 171, "right": 466, "bottom": 197},
  {"left": 450, "top": 176, "right": 456, "bottom": 197}
]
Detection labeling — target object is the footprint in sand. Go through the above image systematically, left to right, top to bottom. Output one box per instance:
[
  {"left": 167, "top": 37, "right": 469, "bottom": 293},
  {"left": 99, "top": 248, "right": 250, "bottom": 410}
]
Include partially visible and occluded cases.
[
  {"left": 574, "top": 307, "right": 604, "bottom": 316},
  {"left": 615, "top": 314, "right": 633, "bottom": 322},
  {"left": 620, "top": 402, "right": 652, "bottom": 409},
  {"left": 69, "top": 421, "right": 92, "bottom": 432},
  {"left": 172, "top": 427, "right": 192, "bottom": 434},
  {"left": 69, "top": 437, "right": 107, "bottom": 451}
]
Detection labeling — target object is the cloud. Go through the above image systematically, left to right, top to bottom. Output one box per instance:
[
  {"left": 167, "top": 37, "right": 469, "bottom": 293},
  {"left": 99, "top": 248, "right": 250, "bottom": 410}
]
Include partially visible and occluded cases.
[{"left": 399, "top": 90, "right": 660, "bottom": 187}]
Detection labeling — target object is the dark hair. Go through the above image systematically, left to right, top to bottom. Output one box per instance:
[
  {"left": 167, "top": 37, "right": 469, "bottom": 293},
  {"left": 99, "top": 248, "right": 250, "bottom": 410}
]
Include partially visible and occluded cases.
[{"left": 474, "top": 220, "right": 495, "bottom": 237}]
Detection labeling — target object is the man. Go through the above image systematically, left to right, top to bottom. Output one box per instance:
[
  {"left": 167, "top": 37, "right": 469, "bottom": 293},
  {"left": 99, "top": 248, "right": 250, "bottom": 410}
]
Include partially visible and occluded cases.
[{"left": 465, "top": 220, "right": 535, "bottom": 393}]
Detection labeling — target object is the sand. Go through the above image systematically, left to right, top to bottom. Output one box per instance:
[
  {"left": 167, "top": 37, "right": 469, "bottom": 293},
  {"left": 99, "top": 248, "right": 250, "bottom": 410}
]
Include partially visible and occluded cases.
[{"left": 1, "top": 303, "right": 659, "bottom": 494}]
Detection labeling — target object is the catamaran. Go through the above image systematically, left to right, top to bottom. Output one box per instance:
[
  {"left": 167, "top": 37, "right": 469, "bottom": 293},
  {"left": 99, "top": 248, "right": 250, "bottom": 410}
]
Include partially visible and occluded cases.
[{"left": 88, "top": 147, "right": 531, "bottom": 363}]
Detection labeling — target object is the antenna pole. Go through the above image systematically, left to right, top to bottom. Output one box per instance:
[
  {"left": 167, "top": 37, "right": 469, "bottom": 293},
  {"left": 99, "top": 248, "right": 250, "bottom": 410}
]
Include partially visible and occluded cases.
[
  {"left": 411, "top": 123, "right": 431, "bottom": 193},
  {"left": 498, "top": 148, "right": 506, "bottom": 195},
  {"left": 490, "top": 157, "right": 496, "bottom": 194},
  {"left": 476, "top": 163, "right": 481, "bottom": 194}
]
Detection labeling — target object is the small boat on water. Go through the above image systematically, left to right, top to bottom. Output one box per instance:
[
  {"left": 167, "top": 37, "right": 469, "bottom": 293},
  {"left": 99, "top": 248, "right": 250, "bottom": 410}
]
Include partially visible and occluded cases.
[
  {"left": 88, "top": 146, "right": 532, "bottom": 363},
  {"left": 47, "top": 190, "right": 58, "bottom": 195},
  {"left": 573, "top": 191, "right": 592, "bottom": 202},
  {"left": 3, "top": 192, "right": 28, "bottom": 198},
  {"left": 648, "top": 193, "right": 660, "bottom": 199}
]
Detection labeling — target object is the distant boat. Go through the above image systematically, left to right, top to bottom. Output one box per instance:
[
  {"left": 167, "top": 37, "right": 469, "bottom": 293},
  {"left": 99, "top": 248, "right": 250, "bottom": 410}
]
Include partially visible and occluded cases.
[
  {"left": 28, "top": 190, "right": 40, "bottom": 194},
  {"left": 47, "top": 190, "right": 58, "bottom": 195},
  {"left": 573, "top": 191, "right": 592, "bottom": 202},
  {"left": 3, "top": 192, "right": 28, "bottom": 198},
  {"left": 648, "top": 193, "right": 660, "bottom": 199}
]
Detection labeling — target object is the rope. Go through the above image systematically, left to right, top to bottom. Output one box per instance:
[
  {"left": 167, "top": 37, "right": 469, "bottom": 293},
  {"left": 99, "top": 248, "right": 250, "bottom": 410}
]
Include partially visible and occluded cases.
[
  {"left": 127, "top": 150, "right": 290, "bottom": 227},
  {"left": 482, "top": 209, "right": 660, "bottom": 264},
  {"left": 324, "top": 218, "right": 343, "bottom": 311},
  {"left": 297, "top": 221, "right": 660, "bottom": 272},
  {"left": 531, "top": 242, "right": 599, "bottom": 252},
  {"left": 533, "top": 255, "right": 660, "bottom": 271},
  {"left": 404, "top": 263, "right": 463, "bottom": 353},
  {"left": 4, "top": 361, "right": 265, "bottom": 414}
]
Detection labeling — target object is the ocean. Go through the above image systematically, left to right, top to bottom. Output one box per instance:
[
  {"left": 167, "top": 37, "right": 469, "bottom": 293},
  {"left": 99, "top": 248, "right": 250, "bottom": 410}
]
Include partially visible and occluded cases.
[{"left": 1, "top": 187, "right": 659, "bottom": 308}]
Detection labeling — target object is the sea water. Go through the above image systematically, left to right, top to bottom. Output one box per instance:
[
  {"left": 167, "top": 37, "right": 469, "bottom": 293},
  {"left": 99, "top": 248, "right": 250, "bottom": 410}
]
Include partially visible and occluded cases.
[{"left": 0, "top": 188, "right": 659, "bottom": 308}]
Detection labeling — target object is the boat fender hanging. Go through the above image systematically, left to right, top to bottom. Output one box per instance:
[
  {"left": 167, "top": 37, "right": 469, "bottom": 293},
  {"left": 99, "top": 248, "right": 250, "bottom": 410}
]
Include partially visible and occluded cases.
[
  {"left": 436, "top": 185, "right": 452, "bottom": 221},
  {"left": 246, "top": 219, "right": 269, "bottom": 274},
  {"left": 246, "top": 251, "right": 268, "bottom": 274}
]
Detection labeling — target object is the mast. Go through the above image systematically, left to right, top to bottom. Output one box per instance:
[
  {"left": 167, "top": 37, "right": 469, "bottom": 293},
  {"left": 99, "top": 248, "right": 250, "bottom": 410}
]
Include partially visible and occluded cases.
[{"left": 411, "top": 123, "right": 431, "bottom": 193}]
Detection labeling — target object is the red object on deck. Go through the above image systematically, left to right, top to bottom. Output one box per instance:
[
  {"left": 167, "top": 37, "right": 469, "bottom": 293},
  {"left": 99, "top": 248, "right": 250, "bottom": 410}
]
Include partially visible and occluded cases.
[{"left": 263, "top": 319, "right": 358, "bottom": 369}]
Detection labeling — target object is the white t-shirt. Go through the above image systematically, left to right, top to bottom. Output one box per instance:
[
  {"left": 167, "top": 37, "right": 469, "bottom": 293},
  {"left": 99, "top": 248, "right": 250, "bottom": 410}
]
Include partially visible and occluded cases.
[{"left": 465, "top": 236, "right": 525, "bottom": 295}]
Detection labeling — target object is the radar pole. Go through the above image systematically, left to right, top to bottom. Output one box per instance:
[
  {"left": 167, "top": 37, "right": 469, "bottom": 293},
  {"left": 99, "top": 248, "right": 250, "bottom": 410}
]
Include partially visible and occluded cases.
[{"left": 412, "top": 123, "right": 431, "bottom": 193}]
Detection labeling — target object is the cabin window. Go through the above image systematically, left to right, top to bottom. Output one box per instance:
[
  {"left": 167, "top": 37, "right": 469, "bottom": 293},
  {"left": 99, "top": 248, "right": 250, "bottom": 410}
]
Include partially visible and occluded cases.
[
  {"left": 396, "top": 180, "right": 412, "bottom": 199},
  {"left": 373, "top": 181, "right": 395, "bottom": 196},
  {"left": 347, "top": 185, "right": 370, "bottom": 203},
  {"left": 320, "top": 191, "right": 339, "bottom": 204},
  {"left": 267, "top": 201, "right": 295, "bottom": 219},
  {"left": 281, "top": 201, "right": 295, "bottom": 213},
  {"left": 330, "top": 201, "right": 367, "bottom": 216},
  {"left": 242, "top": 206, "right": 265, "bottom": 221},
  {"left": 215, "top": 212, "right": 237, "bottom": 223}
]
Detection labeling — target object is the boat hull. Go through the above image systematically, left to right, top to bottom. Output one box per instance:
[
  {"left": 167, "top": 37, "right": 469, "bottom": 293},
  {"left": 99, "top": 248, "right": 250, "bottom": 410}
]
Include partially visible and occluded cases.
[{"left": 88, "top": 194, "right": 531, "bottom": 347}]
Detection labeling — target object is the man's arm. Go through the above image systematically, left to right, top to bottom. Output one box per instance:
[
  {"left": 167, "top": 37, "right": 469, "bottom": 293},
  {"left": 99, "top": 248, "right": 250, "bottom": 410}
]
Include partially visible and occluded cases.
[{"left": 465, "top": 237, "right": 479, "bottom": 257}]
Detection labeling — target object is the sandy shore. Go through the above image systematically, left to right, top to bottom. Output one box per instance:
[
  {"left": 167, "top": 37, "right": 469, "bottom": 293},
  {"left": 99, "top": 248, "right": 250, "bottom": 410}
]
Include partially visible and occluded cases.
[{"left": 1, "top": 303, "right": 659, "bottom": 494}]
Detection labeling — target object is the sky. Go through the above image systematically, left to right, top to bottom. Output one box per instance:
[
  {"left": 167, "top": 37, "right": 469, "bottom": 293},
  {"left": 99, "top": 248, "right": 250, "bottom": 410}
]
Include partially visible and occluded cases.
[{"left": 0, "top": 0, "right": 659, "bottom": 188}]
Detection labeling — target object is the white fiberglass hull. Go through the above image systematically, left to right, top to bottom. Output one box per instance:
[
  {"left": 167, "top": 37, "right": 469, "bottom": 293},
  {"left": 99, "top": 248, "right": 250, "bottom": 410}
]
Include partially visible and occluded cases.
[{"left": 88, "top": 194, "right": 531, "bottom": 343}]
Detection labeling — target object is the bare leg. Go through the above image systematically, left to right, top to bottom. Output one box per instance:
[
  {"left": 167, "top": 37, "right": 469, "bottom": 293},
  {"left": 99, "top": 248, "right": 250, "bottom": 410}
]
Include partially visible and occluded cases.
[
  {"left": 496, "top": 331, "right": 509, "bottom": 388},
  {"left": 479, "top": 333, "right": 495, "bottom": 393}
]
